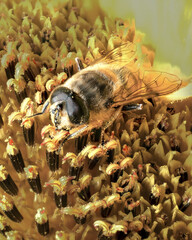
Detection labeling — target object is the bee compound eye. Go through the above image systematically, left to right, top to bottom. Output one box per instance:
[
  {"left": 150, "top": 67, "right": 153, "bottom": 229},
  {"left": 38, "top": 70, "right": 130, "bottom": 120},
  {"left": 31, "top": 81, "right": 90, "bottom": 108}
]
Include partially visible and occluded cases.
[
  {"left": 51, "top": 87, "right": 69, "bottom": 104},
  {"left": 66, "top": 93, "right": 89, "bottom": 124}
]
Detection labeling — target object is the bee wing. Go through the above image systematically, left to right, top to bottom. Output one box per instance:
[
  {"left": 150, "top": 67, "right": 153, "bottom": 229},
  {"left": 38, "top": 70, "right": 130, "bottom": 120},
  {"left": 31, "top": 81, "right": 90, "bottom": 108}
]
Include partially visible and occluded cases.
[
  {"left": 92, "top": 42, "right": 137, "bottom": 66},
  {"left": 112, "top": 70, "right": 182, "bottom": 107}
]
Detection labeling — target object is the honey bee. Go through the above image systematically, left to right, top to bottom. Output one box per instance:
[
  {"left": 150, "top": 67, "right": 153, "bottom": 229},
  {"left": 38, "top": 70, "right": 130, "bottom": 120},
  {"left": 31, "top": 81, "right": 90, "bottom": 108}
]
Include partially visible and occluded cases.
[{"left": 32, "top": 42, "right": 182, "bottom": 143}]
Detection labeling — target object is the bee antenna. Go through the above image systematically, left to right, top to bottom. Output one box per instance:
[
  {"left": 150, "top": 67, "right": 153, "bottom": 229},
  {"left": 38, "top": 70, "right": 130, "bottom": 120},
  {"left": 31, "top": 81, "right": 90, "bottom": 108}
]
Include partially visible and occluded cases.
[{"left": 28, "top": 99, "right": 50, "bottom": 118}]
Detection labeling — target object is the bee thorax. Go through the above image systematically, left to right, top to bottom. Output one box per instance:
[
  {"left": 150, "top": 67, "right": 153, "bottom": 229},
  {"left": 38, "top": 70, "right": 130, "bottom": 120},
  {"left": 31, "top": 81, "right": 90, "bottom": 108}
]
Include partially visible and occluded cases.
[{"left": 64, "top": 70, "right": 114, "bottom": 112}]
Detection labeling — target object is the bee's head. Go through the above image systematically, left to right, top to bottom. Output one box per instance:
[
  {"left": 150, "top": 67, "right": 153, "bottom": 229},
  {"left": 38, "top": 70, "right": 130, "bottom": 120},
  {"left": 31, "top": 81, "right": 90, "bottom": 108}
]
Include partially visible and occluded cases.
[
  {"left": 32, "top": 87, "right": 89, "bottom": 129},
  {"left": 49, "top": 87, "right": 89, "bottom": 129}
]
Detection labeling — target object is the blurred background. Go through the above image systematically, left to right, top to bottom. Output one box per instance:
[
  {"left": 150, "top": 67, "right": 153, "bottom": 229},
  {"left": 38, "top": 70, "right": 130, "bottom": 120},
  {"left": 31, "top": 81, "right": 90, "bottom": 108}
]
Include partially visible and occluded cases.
[{"left": 80, "top": 0, "right": 192, "bottom": 77}]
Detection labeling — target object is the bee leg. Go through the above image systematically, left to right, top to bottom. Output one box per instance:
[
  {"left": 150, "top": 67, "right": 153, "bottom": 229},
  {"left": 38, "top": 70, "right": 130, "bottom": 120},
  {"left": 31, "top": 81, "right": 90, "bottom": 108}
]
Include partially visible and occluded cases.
[
  {"left": 75, "top": 57, "right": 84, "bottom": 71},
  {"left": 122, "top": 103, "right": 143, "bottom": 111},
  {"left": 102, "top": 107, "right": 122, "bottom": 132},
  {"left": 98, "top": 108, "right": 122, "bottom": 146},
  {"left": 58, "top": 121, "right": 104, "bottom": 150},
  {"left": 57, "top": 125, "right": 90, "bottom": 152}
]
